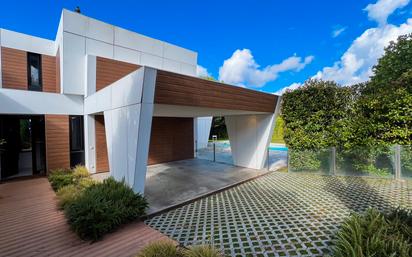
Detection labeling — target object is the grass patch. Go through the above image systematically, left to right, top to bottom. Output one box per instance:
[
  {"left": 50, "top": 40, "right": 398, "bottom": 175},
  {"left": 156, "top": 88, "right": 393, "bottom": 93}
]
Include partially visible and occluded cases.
[{"left": 136, "top": 242, "right": 224, "bottom": 257}]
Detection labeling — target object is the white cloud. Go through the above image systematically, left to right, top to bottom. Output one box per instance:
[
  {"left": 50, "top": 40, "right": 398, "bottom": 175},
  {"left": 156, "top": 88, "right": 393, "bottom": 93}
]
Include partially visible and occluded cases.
[
  {"left": 364, "top": 0, "right": 410, "bottom": 25},
  {"left": 314, "top": 18, "right": 412, "bottom": 85},
  {"left": 332, "top": 26, "right": 347, "bottom": 38},
  {"left": 218, "top": 49, "right": 314, "bottom": 87},
  {"left": 196, "top": 64, "right": 211, "bottom": 77},
  {"left": 274, "top": 82, "right": 302, "bottom": 95}
]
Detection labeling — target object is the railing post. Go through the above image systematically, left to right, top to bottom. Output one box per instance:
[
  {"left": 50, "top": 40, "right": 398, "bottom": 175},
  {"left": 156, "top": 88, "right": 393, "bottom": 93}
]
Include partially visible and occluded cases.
[
  {"left": 213, "top": 142, "right": 216, "bottom": 162},
  {"left": 394, "top": 144, "right": 401, "bottom": 179},
  {"left": 330, "top": 147, "right": 336, "bottom": 175},
  {"left": 267, "top": 148, "right": 270, "bottom": 171},
  {"left": 287, "top": 149, "right": 290, "bottom": 173}
]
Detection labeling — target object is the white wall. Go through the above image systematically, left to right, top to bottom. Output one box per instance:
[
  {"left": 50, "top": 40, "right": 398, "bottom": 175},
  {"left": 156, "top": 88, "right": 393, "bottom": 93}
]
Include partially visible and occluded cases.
[
  {"left": 59, "top": 9, "right": 197, "bottom": 95},
  {"left": 84, "top": 67, "right": 157, "bottom": 193},
  {"left": 0, "top": 88, "right": 83, "bottom": 115}
]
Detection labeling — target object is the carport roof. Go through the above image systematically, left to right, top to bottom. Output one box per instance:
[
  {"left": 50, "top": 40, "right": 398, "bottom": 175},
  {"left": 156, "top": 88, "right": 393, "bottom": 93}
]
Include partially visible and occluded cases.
[{"left": 154, "top": 70, "right": 278, "bottom": 113}]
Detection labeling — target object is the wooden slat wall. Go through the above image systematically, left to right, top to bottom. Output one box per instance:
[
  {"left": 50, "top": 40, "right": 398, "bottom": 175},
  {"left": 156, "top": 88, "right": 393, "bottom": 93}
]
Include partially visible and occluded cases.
[
  {"left": 1, "top": 47, "right": 28, "bottom": 90},
  {"left": 1, "top": 47, "right": 59, "bottom": 93},
  {"left": 42, "top": 55, "right": 57, "bottom": 93},
  {"left": 96, "top": 56, "right": 140, "bottom": 91},
  {"left": 155, "top": 70, "right": 278, "bottom": 113},
  {"left": 45, "top": 115, "right": 70, "bottom": 171},
  {"left": 95, "top": 115, "right": 109, "bottom": 173},
  {"left": 148, "top": 117, "right": 194, "bottom": 165}
]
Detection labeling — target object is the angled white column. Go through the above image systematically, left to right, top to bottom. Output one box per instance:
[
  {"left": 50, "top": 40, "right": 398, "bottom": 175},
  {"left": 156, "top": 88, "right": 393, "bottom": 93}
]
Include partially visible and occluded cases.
[
  {"left": 84, "top": 67, "right": 157, "bottom": 193},
  {"left": 225, "top": 97, "right": 282, "bottom": 170},
  {"left": 84, "top": 114, "right": 96, "bottom": 173},
  {"left": 195, "top": 117, "right": 212, "bottom": 149}
]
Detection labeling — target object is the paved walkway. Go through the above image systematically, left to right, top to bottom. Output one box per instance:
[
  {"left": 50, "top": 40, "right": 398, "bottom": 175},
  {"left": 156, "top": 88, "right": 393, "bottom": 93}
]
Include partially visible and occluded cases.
[
  {"left": 146, "top": 172, "right": 411, "bottom": 257},
  {"left": 0, "top": 178, "right": 170, "bottom": 257}
]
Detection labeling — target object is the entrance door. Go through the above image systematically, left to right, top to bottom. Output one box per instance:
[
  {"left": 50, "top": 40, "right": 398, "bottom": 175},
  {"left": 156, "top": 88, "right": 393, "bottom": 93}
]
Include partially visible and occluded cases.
[
  {"left": 0, "top": 115, "right": 46, "bottom": 180},
  {"left": 0, "top": 116, "right": 20, "bottom": 178}
]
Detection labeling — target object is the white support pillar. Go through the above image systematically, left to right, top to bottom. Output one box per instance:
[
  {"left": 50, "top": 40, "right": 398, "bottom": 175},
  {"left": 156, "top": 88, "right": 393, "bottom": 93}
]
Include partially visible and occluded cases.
[
  {"left": 94, "top": 67, "right": 157, "bottom": 194},
  {"left": 225, "top": 97, "right": 282, "bottom": 170},
  {"left": 84, "top": 114, "right": 96, "bottom": 173},
  {"left": 225, "top": 114, "right": 276, "bottom": 169},
  {"left": 196, "top": 117, "right": 213, "bottom": 149}
]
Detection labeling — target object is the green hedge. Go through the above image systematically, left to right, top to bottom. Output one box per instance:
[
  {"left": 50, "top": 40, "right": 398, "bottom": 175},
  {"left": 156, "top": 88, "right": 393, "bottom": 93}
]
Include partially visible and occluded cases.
[
  {"left": 64, "top": 177, "right": 148, "bottom": 241},
  {"left": 331, "top": 208, "right": 412, "bottom": 257}
]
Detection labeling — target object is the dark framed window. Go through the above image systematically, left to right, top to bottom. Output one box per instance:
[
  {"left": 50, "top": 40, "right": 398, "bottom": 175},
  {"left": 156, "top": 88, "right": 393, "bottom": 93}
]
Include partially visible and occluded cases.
[
  {"left": 27, "top": 53, "right": 42, "bottom": 91},
  {"left": 69, "top": 116, "right": 85, "bottom": 167}
]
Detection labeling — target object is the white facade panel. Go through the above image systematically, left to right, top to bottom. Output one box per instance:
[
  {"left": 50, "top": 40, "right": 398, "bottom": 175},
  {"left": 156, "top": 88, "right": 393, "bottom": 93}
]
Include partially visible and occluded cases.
[
  {"left": 62, "top": 9, "right": 88, "bottom": 36},
  {"left": 87, "top": 18, "right": 114, "bottom": 44},
  {"left": 0, "top": 29, "right": 55, "bottom": 56},
  {"left": 62, "top": 32, "right": 86, "bottom": 95},
  {"left": 86, "top": 38, "right": 114, "bottom": 59},
  {"left": 163, "top": 42, "right": 197, "bottom": 65},
  {"left": 114, "top": 46, "right": 141, "bottom": 64},
  {"left": 140, "top": 52, "right": 163, "bottom": 68},
  {"left": 162, "top": 58, "right": 181, "bottom": 73},
  {"left": 180, "top": 62, "right": 197, "bottom": 76},
  {"left": 0, "top": 89, "right": 83, "bottom": 115},
  {"left": 196, "top": 117, "right": 212, "bottom": 149}
]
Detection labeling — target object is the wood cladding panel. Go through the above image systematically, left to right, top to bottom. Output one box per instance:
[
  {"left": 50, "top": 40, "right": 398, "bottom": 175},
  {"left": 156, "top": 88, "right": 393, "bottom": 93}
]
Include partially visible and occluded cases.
[
  {"left": 1, "top": 47, "right": 28, "bottom": 90},
  {"left": 1, "top": 47, "right": 59, "bottom": 92},
  {"left": 42, "top": 55, "right": 57, "bottom": 93},
  {"left": 96, "top": 57, "right": 140, "bottom": 91},
  {"left": 155, "top": 70, "right": 278, "bottom": 113},
  {"left": 45, "top": 115, "right": 70, "bottom": 171},
  {"left": 95, "top": 115, "right": 109, "bottom": 173},
  {"left": 148, "top": 117, "right": 194, "bottom": 165}
]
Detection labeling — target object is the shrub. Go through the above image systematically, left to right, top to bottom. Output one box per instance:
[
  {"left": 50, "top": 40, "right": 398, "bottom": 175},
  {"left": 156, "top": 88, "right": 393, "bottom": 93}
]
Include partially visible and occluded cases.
[
  {"left": 72, "top": 165, "right": 90, "bottom": 179},
  {"left": 48, "top": 168, "right": 75, "bottom": 191},
  {"left": 65, "top": 177, "right": 148, "bottom": 241},
  {"left": 56, "top": 184, "right": 82, "bottom": 210},
  {"left": 331, "top": 208, "right": 412, "bottom": 257},
  {"left": 137, "top": 241, "right": 182, "bottom": 257},
  {"left": 183, "top": 245, "right": 224, "bottom": 257}
]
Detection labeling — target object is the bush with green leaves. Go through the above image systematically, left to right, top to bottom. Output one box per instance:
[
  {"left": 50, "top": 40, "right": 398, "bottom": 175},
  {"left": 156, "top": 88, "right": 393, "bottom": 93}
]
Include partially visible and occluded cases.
[
  {"left": 48, "top": 168, "right": 75, "bottom": 191},
  {"left": 65, "top": 177, "right": 148, "bottom": 241},
  {"left": 56, "top": 184, "right": 82, "bottom": 210},
  {"left": 331, "top": 208, "right": 412, "bottom": 257},
  {"left": 136, "top": 241, "right": 182, "bottom": 257}
]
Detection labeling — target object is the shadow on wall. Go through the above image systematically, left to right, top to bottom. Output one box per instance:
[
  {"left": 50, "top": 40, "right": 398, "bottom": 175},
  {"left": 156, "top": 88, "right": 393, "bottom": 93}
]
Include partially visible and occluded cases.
[{"left": 321, "top": 175, "right": 393, "bottom": 213}]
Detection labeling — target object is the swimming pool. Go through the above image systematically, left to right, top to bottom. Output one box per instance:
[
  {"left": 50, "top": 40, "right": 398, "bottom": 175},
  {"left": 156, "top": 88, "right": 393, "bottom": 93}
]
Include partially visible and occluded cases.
[
  {"left": 214, "top": 141, "right": 288, "bottom": 151},
  {"left": 269, "top": 146, "right": 288, "bottom": 151}
]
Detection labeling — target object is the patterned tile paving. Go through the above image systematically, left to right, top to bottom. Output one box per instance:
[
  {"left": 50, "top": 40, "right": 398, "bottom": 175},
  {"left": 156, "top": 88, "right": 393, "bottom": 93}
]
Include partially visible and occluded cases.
[{"left": 146, "top": 173, "right": 411, "bottom": 257}]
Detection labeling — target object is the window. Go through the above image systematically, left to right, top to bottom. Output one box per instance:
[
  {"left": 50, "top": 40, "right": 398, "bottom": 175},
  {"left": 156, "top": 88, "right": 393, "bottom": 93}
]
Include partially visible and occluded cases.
[
  {"left": 27, "top": 53, "right": 42, "bottom": 91},
  {"left": 69, "top": 116, "right": 85, "bottom": 167}
]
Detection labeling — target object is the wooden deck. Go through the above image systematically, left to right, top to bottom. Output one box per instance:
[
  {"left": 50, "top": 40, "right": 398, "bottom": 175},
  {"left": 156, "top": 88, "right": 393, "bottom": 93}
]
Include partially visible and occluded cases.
[{"left": 0, "top": 177, "right": 170, "bottom": 257}]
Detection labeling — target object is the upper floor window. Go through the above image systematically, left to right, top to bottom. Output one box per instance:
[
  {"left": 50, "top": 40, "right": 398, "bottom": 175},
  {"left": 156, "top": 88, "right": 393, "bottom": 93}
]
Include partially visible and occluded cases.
[{"left": 27, "top": 53, "right": 42, "bottom": 91}]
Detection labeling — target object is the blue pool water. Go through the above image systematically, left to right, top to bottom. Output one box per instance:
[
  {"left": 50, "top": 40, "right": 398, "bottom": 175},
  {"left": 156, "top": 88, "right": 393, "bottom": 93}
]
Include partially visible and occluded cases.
[
  {"left": 217, "top": 142, "right": 288, "bottom": 152},
  {"left": 269, "top": 146, "right": 288, "bottom": 151}
]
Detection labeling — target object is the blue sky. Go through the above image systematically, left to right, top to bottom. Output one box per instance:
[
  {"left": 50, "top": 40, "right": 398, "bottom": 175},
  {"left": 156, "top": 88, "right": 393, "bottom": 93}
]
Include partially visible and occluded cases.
[{"left": 1, "top": 0, "right": 411, "bottom": 94}]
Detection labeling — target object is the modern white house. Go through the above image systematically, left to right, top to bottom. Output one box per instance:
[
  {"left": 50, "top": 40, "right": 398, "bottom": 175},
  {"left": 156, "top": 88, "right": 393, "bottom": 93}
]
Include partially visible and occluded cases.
[{"left": 0, "top": 9, "right": 281, "bottom": 193}]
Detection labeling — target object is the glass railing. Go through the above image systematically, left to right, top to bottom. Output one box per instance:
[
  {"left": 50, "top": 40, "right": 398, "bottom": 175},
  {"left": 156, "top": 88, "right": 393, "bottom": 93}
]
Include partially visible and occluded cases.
[
  {"left": 196, "top": 141, "right": 233, "bottom": 165},
  {"left": 287, "top": 145, "right": 411, "bottom": 179},
  {"left": 400, "top": 145, "right": 412, "bottom": 179},
  {"left": 288, "top": 148, "right": 332, "bottom": 174}
]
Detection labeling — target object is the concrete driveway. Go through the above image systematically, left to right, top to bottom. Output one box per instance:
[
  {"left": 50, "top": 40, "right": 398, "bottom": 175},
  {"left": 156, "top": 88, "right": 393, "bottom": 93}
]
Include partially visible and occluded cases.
[{"left": 144, "top": 158, "right": 268, "bottom": 215}]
